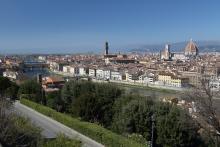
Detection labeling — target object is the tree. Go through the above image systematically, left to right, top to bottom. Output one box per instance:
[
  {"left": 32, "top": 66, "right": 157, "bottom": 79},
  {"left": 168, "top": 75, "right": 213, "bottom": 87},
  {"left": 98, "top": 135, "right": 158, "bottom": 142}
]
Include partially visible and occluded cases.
[
  {"left": 0, "top": 76, "right": 11, "bottom": 95},
  {"left": 0, "top": 76, "right": 19, "bottom": 100},
  {"left": 0, "top": 76, "right": 15, "bottom": 96},
  {"left": 18, "top": 80, "right": 42, "bottom": 103},
  {"left": 61, "top": 80, "right": 122, "bottom": 127},
  {"left": 61, "top": 80, "right": 95, "bottom": 111},
  {"left": 5, "top": 82, "right": 19, "bottom": 100},
  {"left": 46, "top": 90, "right": 64, "bottom": 112},
  {"left": 72, "top": 92, "right": 98, "bottom": 120},
  {"left": 112, "top": 94, "right": 204, "bottom": 147},
  {"left": 112, "top": 95, "right": 154, "bottom": 140},
  {"left": 156, "top": 106, "right": 200, "bottom": 147}
]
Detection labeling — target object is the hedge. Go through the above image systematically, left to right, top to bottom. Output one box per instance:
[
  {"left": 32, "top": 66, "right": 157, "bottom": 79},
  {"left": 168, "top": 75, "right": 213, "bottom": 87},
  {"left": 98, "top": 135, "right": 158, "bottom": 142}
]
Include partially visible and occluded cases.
[{"left": 20, "top": 98, "right": 146, "bottom": 147}]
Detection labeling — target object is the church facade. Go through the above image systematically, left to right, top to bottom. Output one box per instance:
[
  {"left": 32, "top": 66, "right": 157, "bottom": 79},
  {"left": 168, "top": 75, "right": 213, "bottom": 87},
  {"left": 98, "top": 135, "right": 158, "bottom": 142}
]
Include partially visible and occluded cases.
[{"left": 160, "top": 39, "right": 199, "bottom": 61}]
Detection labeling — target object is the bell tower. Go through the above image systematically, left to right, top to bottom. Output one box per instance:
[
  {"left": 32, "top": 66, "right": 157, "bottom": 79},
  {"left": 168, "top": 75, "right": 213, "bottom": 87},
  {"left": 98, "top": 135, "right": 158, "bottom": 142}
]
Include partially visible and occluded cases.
[{"left": 105, "top": 42, "right": 109, "bottom": 55}]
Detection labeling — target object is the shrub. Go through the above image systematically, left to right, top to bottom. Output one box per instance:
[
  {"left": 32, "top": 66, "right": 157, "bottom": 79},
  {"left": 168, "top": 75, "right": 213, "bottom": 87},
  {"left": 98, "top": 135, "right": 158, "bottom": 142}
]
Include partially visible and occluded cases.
[{"left": 43, "top": 134, "right": 81, "bottom": 147}]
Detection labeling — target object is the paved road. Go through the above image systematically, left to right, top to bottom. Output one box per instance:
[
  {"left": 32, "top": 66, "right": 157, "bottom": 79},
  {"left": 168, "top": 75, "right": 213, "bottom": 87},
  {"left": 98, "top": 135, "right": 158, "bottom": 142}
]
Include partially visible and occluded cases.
[{"left": 13, "top": 101, "right": 104, "bottom": 147}]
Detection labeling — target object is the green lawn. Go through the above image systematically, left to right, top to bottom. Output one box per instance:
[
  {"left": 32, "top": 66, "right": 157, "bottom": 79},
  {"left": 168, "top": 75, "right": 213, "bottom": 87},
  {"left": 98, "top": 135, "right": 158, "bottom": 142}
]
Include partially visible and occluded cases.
[{"left": 21, "top": 98, "right": 146, "bottom": 147}]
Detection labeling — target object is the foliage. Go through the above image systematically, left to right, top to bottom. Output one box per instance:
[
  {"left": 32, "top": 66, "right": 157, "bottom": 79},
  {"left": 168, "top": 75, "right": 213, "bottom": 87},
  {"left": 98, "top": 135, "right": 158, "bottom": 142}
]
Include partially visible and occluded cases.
[
  {"left": 0, "top": 76, "right": 19, "bottom": 99},
  {"left": 0, "top": 76, "right": 11, "bottom": 93},
  {"left": 184, "top": 78, "right": 220, "bottom": 146},
  {"left": 18, "top": 79, "right": 42, "bottom": 103},
  {"left": 18, "top": 79, "right": 213, "bottom": 147},
  {"left": 61, "top": 80, "right": 96, "bottom": 107},
  {"left": 62, "top": 80, "right": 122, "bottom": 126},
  {"left": 5, "top": 82, "right": 19, "bottom": 100},
  {"left": 45, "top": 90, "right": 64, "bottom": 112},
  {"left": 112, "top": 94, "right": 205, "bottom": 147},
  {"left": 112, "top": 95, "right": 154, "bottom": 140},
  {"left": 0, "top": 98, "right": 82, "bottom": 147},
  {"left": 21, "top": 98, "right": 145, "bottom": 147},
  {"left": 0, "top": 99, "right": 42, "bottom": 147},
  {"left": 156, "top": 106, "right": 201, "bottom": 147},
  {"left": 198, "top": 130, "right": 218, "bottom": 147},
  {"left": 127, "top": 133, "right": 148, "bottom": 145},
  {"left": 43, "top": 134, "right": 81, "bottom": 147}
]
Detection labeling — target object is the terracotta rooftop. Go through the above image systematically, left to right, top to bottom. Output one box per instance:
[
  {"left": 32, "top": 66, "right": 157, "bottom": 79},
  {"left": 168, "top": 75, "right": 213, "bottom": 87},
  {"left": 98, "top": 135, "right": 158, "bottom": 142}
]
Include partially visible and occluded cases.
[
  {"left": 185, "top": 39, "right": 199, "bottom": 53},
  {"left": 43, "top": 76, "right": 65, "bottom": 84}
]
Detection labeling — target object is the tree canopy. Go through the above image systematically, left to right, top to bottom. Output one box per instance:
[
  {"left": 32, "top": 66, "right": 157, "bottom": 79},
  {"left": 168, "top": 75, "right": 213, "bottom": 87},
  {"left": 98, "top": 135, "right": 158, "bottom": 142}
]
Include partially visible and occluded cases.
[
  {"left": 0, "top": 76, "right": 19, "bottom": 99},
  {"left": 18, "top": 79, "right": 42, "bottom": 103},
  {"left": 61, "top": 80, "right": 122, "bottom": 127},
  {"left": 111, "top": 95, "right": 204, "bottom": 147},
  {"left": 156, "top": 106, "right": 200, "bottom": 147}
]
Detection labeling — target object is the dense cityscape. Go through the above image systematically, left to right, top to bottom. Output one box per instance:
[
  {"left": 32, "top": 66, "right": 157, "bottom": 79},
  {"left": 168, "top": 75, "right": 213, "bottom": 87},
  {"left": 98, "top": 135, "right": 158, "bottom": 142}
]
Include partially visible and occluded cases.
[
  {"left": 1, "top": 0, "right": 220, "bottom": 147},
  {"left": 2, "top": 39, "right": 220, "bottom": 91},
  {"left": 1, "top": 40, "right": 220, "bottom": 146}
]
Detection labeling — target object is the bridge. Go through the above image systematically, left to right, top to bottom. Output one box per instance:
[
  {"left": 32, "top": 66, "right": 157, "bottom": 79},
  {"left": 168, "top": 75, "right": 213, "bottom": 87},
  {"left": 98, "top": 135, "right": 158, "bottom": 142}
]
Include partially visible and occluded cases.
[{"left": 22, "top": 61, "right": 49, "bottom": 71}]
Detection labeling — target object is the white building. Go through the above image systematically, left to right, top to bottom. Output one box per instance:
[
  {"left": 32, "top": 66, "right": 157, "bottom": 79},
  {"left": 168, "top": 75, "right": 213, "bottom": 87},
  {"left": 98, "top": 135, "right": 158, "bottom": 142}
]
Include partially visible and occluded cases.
[
  {"left": 172, "top": 53, "right": 186, "bottom": 61},
  {"left": 38, "top": 56, "right": 46, "bottom": 61},
  {"left": 47, "top": 61, "right": 59, "bottom": 71},
  {"left": 63, "top": 66, "right": 71, "bottom": 73},
  {"left": 69, "top": 66, "right": 76, "bottom": 75},
  {"left": 78, "top": 67, "right": 87, "bottom": 76},
  {"left": 79, "top": 67, "right": 86, "bottom": 76},
  {"left": 89, "top": 68, "right": 96, "bottom": 78},
  {"left": 96, "top": 69, "right": 104, "bottom": 79},
  {"left": 103, "top": 69, "right": 111, "bottom": 80},
  {"left": 125, "top": 70, "right": 143, "bottom": 82},
  {"left": 3, "top": 71, "right": 18, "bottom": 80},
  {"left": 111, "top": 71, "right": 123, "bottom": 81},
  {"left": 143, "top": 73, "right": 155, "bottom": 84},
  {"left": 138, "top": 75, "right": 145, "bottom": 83},
  {"left": 210, "top": 77, "right": 220, "bottom": 91}
]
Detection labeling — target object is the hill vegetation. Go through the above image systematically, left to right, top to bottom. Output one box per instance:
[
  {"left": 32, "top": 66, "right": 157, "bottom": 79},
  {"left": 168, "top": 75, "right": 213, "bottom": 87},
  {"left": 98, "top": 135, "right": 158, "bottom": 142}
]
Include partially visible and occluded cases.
[{"left": 1, "top": 76, "right": 219, "bottom": 147}]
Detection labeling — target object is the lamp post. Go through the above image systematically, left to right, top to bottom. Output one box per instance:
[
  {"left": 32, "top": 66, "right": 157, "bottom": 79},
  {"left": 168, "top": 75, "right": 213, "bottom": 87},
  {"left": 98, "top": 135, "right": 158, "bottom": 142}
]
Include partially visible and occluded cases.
[{"left": 151, "top": 114, "right": 155, "bottom": 147}]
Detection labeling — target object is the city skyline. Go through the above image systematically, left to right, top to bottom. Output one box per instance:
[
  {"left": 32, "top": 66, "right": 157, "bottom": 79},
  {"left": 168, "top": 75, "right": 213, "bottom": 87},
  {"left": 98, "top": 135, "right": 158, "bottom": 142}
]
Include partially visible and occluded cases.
[
  {"left": 0, "top": 0, "right": 220, "bottom": 53},
  {"left": 1, "top": 1, "right": 220, "bottom": 147}
]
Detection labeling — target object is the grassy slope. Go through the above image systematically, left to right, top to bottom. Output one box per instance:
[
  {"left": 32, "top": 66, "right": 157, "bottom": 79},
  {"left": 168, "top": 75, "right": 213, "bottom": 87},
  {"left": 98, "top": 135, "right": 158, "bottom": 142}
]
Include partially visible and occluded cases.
[{"left": 20, "top": 99, "right": 146, "bottom": 147}]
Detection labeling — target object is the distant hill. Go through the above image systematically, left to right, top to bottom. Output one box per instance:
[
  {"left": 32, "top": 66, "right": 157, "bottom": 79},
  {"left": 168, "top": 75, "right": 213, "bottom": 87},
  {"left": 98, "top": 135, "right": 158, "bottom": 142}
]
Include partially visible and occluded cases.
[{"left": 129, "top": 40, "right": 220, "bottom": 53}]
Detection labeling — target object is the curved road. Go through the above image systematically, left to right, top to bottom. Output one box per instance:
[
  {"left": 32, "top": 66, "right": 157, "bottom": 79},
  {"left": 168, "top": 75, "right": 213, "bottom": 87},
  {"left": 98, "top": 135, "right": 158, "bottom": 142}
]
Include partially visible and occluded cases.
[{"left": 13, "top": 101, "right": 104, "bottom": 147}]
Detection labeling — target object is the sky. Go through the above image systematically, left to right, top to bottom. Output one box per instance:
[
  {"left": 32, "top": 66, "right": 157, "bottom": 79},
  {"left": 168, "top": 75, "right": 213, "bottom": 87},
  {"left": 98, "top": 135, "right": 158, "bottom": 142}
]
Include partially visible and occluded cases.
[{"left": 0, "top": 0, "right": 220, "bottom": 54}]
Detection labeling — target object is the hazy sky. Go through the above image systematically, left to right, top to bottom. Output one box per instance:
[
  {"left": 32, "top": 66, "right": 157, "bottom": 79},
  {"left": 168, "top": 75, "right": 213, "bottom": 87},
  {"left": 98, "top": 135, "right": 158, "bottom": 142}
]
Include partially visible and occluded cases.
[{"left": 0, "top": 0, "right": 219, "bottom": 53}]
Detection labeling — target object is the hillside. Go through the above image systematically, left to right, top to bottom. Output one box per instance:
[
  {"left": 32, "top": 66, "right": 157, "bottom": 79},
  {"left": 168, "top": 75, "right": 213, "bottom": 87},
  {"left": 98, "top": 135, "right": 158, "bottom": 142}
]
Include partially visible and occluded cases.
[{"left": 129, "top": 40, "right": 220, "bottom": 53}]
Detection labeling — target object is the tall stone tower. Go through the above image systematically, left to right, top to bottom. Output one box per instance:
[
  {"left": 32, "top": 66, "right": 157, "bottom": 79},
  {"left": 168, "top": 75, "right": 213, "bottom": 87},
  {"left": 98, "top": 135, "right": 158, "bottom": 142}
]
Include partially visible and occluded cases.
[
  {"left": 105, "top": 42, "right": 109, "bottom": 55},
  {"left": 160, "top": 44, "right": 171, "bottom": 60}
]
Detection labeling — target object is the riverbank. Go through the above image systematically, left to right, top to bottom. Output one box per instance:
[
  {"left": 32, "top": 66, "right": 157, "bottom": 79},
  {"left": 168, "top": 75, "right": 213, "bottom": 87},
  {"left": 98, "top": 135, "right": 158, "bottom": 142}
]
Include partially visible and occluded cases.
[
  {"left": 49, "top": 70, "right": 183, "bottom": 94},
  {"left": 109, "top": 80, "right": 180, "bottom": 94}
]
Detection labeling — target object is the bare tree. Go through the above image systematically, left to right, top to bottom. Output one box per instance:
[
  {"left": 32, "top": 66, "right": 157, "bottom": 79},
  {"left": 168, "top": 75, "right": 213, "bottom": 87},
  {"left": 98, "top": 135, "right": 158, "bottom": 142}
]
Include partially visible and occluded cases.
[{"left": 184, "top": 78, "right": 220, "bottom": 146}]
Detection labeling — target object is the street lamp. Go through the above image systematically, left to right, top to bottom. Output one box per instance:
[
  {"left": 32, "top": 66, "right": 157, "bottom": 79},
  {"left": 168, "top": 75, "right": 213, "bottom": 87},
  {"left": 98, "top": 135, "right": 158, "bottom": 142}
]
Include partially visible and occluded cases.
[{"left": 151, "top": 114, "right": 156, "bottom": 147}]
